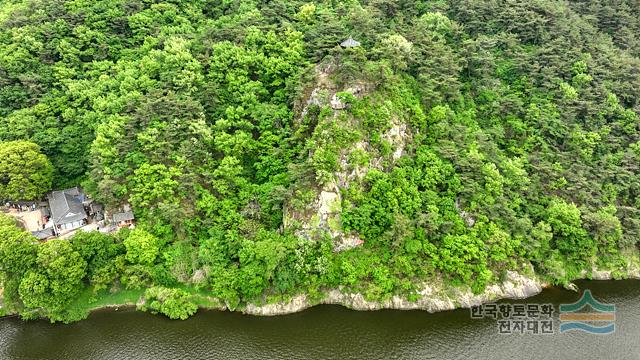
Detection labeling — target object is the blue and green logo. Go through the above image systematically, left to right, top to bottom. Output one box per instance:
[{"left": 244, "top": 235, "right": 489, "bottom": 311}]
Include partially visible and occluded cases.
[{"left": 559, "top": 290, "right": 615, "bottom": 334}]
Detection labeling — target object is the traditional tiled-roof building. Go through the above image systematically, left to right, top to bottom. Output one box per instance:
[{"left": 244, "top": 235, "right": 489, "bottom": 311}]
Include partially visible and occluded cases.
[{"left": 47, "top": 187, "right": 87, "bottom": 233}]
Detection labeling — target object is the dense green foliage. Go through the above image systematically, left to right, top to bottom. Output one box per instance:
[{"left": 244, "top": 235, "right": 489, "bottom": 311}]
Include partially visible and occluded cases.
[
  {"left": 0, "top": 0, "right": 639, "bottom": 321},
  {"left": 0, "top": 141, "right": 53, "bottom": 200},
  {"left": 138, "top": 286, "right": 198, "bottom": 320}
]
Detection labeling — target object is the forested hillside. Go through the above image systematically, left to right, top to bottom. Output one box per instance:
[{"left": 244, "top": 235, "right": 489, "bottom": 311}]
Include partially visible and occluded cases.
[{"left": 0, "top": 0, "right": 639, "bottom": 322}]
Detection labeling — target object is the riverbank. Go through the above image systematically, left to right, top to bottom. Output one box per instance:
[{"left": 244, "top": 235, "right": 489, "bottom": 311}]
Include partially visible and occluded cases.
[
  {"left": 243, "top": 261, "right": 640, "bottom": 316},
  {"left": 2, "top": 265, "right": 639, "bottom": 321},
  {"left": 84, "top": 266, "right": 640, "bottom": 317},
  {"left": 244, "top": 270, "right": 543, "bottom": 315},
  {"left": 1, "top": 275, "right": 542, "bottom": 319},
  {"left": 4, "top": 280, "right": 640, "bottom": 360}
]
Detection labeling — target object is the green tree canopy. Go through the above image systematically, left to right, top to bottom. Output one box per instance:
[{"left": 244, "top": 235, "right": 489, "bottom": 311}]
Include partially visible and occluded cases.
[
  {"left": 0, "top": 141, "right": 53, "bottom": 200},
  {"left": 18, "top": 239, "right": 87, "bottom": 321}
]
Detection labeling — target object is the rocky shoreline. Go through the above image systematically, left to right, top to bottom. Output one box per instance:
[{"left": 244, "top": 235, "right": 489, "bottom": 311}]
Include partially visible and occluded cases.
[
  {"left": 243, "top": 266, "right": 640, "bottom": 316},
  {"left": 2, "top": 268, "right": 639, "bottom": 320},
  {"left": 587, "top": 268, "right": 640, "bottom": 281},
  {"left": 243, "top": 271, "right": 544, "bottom": 316}
]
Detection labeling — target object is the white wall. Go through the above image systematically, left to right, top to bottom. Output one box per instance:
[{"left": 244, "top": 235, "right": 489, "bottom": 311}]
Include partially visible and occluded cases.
[{"left": 60, "top": 220, "right": 84, "bottom": 231}]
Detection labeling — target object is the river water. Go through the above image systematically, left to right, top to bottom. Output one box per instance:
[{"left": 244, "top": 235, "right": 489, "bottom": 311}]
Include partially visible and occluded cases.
[{"left": 1, "top": 280, "right": 639, "bottom": 360}]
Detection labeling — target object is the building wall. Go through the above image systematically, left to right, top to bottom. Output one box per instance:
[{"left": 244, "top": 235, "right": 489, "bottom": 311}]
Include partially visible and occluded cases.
[{"left": 59, "top": 220, "right": 84, "bottom": 231}]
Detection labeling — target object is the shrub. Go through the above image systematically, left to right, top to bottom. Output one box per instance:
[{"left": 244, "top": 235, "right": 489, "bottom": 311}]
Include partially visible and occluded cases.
[{"left": 139, "top": 286, "right": 198, "bottom": 320}]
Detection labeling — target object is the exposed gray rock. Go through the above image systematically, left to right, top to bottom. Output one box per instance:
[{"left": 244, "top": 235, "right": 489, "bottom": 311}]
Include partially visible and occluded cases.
[
  {"left": 329, "top": 93, "right": 348, "bottom": 110},
  {"left": 381, "top": 120, "right": 408, "bottom": 160},
  {"left": 455, "top": 198, "right": 476, "bottom": 227},
  {"left": 576, "top": 266, "right": 640, "bottom": 281},
  {"left": 628, "top": 268, "right": 640, "bottom": 279},
  {"left": 191, "top": 269, "right": 207, "bottom": 285},
  {"left": 591, "top": 269, "right": 613, "bottom": 280},
  {"left": 244, "top": 271, "right": 543, "bottom": 316},
  {"left": 566, "top": 283, "right": 579, "bottom": 292},
  {"left": 245, "top": 295, "right": 309, "bottom": 316}
]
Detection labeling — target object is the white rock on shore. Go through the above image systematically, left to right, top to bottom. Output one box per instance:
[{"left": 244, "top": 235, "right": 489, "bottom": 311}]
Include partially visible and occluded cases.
[{"left": 244, "top": 271, "right": 543, "bottom": 316}]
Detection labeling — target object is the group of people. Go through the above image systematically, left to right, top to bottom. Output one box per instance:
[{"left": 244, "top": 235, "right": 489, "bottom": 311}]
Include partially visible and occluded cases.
[{"left": 4, "top": 202, "right": 37, "bottom": 212}]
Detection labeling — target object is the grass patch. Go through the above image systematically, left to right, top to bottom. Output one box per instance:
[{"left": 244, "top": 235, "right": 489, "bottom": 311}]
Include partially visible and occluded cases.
[
  {"left": 172, "top": 284, "right": 224, "bottom": 308},
  {"left": 69, "top": 287, "right": 145, "bottom": 314},
  {"left": 86, "top": 288, "right": 145, "bottom": 309}
]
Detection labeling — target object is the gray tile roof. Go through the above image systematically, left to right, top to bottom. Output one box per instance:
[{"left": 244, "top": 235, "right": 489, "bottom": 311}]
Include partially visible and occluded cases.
[
  {"left": 340, "top": 37, "right": 361, "bottom": 48},
  {"left": 48, "top": 188, "right": 87, "bottom": 225},
  {"left": 113, "top": 211, "right": 134, "bottom": 223},
  {"left": 31, "top": 228, "right": 55, "bottom": 240}
]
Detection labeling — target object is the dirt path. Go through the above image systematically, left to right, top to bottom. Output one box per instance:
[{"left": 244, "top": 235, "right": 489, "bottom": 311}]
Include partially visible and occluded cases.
[{"left": 5, "top": 209, "right": 43, "bottom": 231}]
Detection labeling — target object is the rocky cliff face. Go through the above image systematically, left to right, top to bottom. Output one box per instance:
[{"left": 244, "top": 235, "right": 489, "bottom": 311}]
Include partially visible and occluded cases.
[
  {"left": 271, "top": 64, "right": 640, "bottom": 318},
  {"left": 284, "top": 64, "right": 411, "bottom": 251},
  {"left": 243, "top": 263, "right": 640, "bottom": 316},
  {"left": 585, "top": 265, "right": 640, "bottom": 281},
  {"left": 244, "top": 271, "right": 543, "bottom": 316}
]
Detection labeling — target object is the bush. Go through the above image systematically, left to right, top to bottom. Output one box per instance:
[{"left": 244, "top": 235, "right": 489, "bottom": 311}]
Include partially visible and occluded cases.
[{"left": 138, "top": 286, "right": 198, "bottom": 320}]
